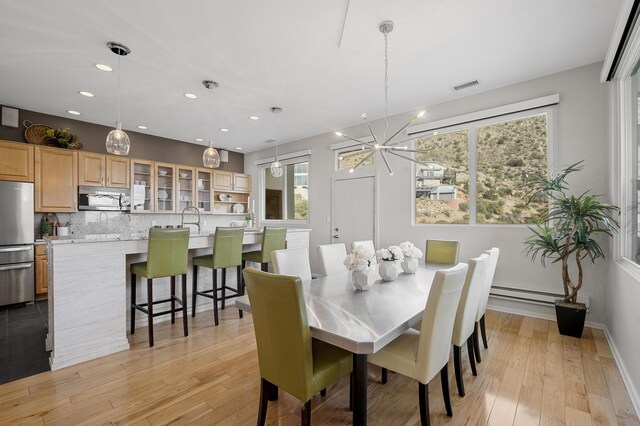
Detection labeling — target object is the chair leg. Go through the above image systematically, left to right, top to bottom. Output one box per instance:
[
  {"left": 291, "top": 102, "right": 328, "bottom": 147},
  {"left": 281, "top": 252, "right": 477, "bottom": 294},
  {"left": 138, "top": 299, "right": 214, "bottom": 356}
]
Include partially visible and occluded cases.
[
  {"left": 261, "top": 262, "right": 268, "bottom": 272},
  {"left": 192, "top": 265, "right": 198, "bottom": 318},
  {"left": 237, "top": 265, "right": 243, "bottom": 319},
  {"left": 221, "top": 268, "right": 226, "bottom": 310},
  {"left": 213, "top": 269, "right": 219, "bottom": 326},
  {"left": 130, "top": 273, "right": 136, "bottom": 335},
  {"left": 181, "top": 274, "right": 188, "bottom": 337},
  {"left": 170, "top": 276, "right": 176, "bottom": 324},
  {"left": 147, "top": 279, "right": 154, "bottom": 347},
  {"left": 480, "top": 314, "right": 488, "bottom": 349},
  {"left": 473, "top": 322, "right": 482, "bottom": 363},
  {"left": 467, "top": 335, "right": 477, "bottom": 376},
  {"left": 453, "top": 345, "right": 464, "bottom": 397},
  {"left": 441, "top": 363, "right": 452, "bottom": 417},
  {"left": 381, "top": 368, "right": 388, "bottom": 384},
  {"left": 257, "top": 378, "right": 270, "bottom": 426},
  {"left": 418, "top": 382, "right": 430, "bottom": 426},
  {"left": 268, "top": 385, "right": 278, "bottom": 401},
  {"left": 320, "top": 388, "right": 327, "bottom": 397},
  {"left": 301, "top": 400, "right": 311, "bottom": 426}
]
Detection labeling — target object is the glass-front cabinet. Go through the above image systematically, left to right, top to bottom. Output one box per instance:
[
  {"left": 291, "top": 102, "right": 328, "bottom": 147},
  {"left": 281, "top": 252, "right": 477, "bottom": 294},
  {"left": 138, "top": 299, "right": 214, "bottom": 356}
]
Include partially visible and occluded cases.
[
  {"left": 131, "top": 159, "right": 154, "bottom": 213},
  {"left": 155, "top": 162, "right": 175, "bottom": 213},
  {"left": 176, "top": 166, "right": 195, "bottom": 213},
  {"left": 195, "top": 168, "right": 212, "bottom": 213}
]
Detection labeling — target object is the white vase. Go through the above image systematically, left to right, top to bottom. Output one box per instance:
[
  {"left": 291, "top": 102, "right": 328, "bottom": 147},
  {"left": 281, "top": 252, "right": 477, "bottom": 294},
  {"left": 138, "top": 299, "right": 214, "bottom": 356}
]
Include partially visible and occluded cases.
[
  {"left": 57, "top": 227, "right": 69, "bottom": 237},
  {"left": 401, "top": 257, "right": 419, "bottom": 274},
  {"left": 378, "top": 261, "right": 399, "bottom": 281},
  {"left": 352, "top": 269, "right": 376, "bottom": 291}
]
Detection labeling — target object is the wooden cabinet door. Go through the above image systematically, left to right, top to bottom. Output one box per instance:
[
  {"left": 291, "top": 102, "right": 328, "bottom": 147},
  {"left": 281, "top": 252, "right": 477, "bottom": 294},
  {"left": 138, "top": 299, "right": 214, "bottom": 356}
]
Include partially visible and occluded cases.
[
  {"left": 0, "top": 140, "right": 34, "bottom": 182},
  {"left": 35, "top": 147, "right": 78, "bottom": 212},
  {"left": 78, "top": 152, "right": 105, "bottom": 186},
  {"left": 106, "top": 156, "right": 129, "bottom": 188},
  {"left": 131, "top": 159, "right": 154, "bottom": 213},
  {"left": 155, "top": 162, "right": 176, "bottom": 213},
  {"left": 195, "top": 168, "right": 212, "bottom": 213},
  {"left": 213, "top": 170, "right": 233, "bottom": 191},
  {"left": 233, "top": 173, "right": 251, "bottom": 192},
  {"left": 35, "top": 247, "right": 48, "bottom": 299}
]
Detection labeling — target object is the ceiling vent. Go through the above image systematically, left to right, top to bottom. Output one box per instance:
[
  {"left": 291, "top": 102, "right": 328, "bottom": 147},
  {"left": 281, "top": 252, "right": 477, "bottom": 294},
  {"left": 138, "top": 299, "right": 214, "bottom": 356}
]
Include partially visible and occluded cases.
[{"left": 452, "top": 79, "right": 480, "bottom": 91}]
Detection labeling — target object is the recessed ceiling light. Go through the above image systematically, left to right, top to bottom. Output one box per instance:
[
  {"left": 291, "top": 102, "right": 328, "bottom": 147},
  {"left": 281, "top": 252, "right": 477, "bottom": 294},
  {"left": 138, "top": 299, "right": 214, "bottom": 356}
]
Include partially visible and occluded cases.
[
  {"left": 95, "top": 63, "right": 112, "bottom": 72},
  {"left": 78, "top": 91, "right": 94, "bottom": 98},
  {"left": 184, "top": 93, "right": 197, "bottom": 99},
  {"left": 67, "top": 110, "right": 81, "bottom": 115},
  {"left": 249, "top": 116, "right": 260, "bottom": 121},
  {"left": 137, "top": 125, "right": 148, "bottom": 130},
  {"left": 219, "top": 128, "right": 229, "bottom": 133},
  {"left": 195, "top": 138, "right": 204, "bottom": 142},
  {"left": 235, "top": 147, "right": 243, "bottom": 150}
]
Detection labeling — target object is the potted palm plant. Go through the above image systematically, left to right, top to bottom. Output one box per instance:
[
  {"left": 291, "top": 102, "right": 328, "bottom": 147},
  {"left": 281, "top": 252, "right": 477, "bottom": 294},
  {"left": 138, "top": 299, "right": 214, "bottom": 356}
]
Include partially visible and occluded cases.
[{"left": 523, "top": 161, "right": 619, "bottom": 338}]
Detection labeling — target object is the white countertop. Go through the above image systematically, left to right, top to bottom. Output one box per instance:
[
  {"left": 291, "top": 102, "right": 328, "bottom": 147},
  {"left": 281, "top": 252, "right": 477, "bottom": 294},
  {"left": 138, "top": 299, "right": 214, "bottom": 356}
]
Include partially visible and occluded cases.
[{"left": 46, "top": 227, "right": 311, "bottom": 245}]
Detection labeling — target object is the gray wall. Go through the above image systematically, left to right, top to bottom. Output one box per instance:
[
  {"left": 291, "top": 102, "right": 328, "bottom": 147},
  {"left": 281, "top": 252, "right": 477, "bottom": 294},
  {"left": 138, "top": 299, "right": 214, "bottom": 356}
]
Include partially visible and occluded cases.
[
  {"left": 245, "top": 62, "right": 611, "bottom": 323},
  {"left": 0, "top": 107, "right": 243, "bottom": 172}
]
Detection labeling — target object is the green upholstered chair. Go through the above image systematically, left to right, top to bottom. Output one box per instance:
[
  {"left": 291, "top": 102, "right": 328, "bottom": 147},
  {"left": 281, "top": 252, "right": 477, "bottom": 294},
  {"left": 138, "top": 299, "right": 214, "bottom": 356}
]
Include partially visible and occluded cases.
[
  {"left": 192, "top": 227, "right": 244, "bottom": 326},
  {"left": 242, "top": 227, "right": 287, "bottom": 272},
  {"left": 130, "top": 228, "right": 190, "bottom": 347},
  {"left": 425, "top": 239, "right": 460, "bottom": 265},
  {"left": 242, "top": 268, "right": 353, "bottom": 426}
]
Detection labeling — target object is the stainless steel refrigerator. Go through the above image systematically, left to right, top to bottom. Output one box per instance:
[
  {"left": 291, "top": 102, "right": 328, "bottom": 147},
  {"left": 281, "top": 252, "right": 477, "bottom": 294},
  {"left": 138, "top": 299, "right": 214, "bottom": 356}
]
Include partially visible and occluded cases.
[{"left": 0, "top": 181, "right": 34, "bottom": 306}]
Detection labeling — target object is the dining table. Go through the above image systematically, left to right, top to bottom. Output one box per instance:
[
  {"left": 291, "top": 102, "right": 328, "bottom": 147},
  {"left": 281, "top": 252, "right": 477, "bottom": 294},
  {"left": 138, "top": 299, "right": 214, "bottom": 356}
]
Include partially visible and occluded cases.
[{"left": 235, "top": 261, "right": 443, "bottom": 426}]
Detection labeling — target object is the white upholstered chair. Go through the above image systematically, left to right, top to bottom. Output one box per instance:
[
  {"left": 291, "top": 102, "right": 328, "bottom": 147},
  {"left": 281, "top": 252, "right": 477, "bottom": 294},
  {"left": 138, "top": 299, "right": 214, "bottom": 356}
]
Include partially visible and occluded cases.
[
  {"left": 316, "top": 243, "right": 348, "bottom": 276},
  {"left": 473, "top": 247, "right": 500, "bottom": 362},
  {"left": 271, "top": 248, "right": 312, "bottom": 282},
  {"left": 451, "top": 254, "right": 488, "bottom": 396},
  {"left": 368, "top": 263, "right": 468, "bottom": 425}
]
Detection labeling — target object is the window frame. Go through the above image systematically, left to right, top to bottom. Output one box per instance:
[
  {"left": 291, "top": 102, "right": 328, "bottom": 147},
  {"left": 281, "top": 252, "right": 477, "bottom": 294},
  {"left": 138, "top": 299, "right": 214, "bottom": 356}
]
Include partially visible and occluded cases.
[
  {"left": 410, "top": 104, "right": 558, "bottom": 226},
  {"left": 335, "top": 146, "right": 376, "bottom": 172},
  {"left": 259, "top": 155, "right": 311, "bottom": 225}
]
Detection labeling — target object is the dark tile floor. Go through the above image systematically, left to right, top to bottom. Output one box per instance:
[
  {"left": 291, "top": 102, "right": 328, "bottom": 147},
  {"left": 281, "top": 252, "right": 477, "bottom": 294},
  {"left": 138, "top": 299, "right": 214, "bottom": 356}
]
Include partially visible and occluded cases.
[{"left": 0, "top": 300, "right": 50, "bottom": 384}]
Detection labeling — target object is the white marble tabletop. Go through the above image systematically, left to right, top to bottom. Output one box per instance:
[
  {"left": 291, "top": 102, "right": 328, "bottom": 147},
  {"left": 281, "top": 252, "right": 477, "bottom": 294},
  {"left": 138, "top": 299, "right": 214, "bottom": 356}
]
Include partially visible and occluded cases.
[{"left": 235, "top": 262, "right": 443, "bottom": 354}]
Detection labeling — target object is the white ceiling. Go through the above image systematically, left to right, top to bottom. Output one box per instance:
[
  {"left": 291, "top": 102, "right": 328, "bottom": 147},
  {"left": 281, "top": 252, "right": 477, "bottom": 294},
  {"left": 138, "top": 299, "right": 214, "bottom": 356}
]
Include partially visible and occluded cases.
[{"left": 0, "top": 0, "right": 622, "bottom": 152}]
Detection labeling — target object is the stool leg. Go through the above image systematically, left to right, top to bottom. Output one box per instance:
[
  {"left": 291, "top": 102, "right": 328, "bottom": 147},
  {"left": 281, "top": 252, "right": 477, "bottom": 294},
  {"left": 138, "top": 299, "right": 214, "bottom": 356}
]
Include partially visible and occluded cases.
[
  {"left": 261, "top": 263, "right": 268, "bottom": 272},
  {"left": 192, "top": 265, "right": 198, "bottom": 318},
  {"left": 237, "top": 265, "right": 243, "bottom": 319},
  {"left": 221, "top": 268, "right": 227, "bottom": 310},
  {"left": 213, "top": 269, "right": 219, "bottom": 326},
  {"left": 130, "top": 273, "right": 136, "bottom": 335},
  {"left": 182, "top": 274, "right": 188, "bottom": 337},
  {"left": 170, "top": 276, "right": 176, "bottom": 324},
  {"left": 147, "top": 279, "right": 154, "bottom": 347}
]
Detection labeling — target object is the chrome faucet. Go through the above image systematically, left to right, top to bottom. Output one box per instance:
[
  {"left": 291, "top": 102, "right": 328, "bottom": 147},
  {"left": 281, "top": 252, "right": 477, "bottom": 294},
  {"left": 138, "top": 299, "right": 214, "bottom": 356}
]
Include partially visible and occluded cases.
[{"left": 180, "top": 206, "right": 201, "bottom": 233}]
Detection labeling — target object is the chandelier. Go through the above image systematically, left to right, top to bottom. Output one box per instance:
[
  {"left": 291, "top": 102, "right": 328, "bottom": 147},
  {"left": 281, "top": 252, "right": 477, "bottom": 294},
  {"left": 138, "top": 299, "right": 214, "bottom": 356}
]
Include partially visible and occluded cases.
[
  {"left": 335, "top": 20, "right": 430, "bottom": 175},
  {"left": 105, "top": 42, "right": 131, "bottom": 156},
  {"left": 202, "top": 80, "right": 221, "bottom": 169},
  {"left": 270, "top": 106, "right": 284, "bottom": 178}
]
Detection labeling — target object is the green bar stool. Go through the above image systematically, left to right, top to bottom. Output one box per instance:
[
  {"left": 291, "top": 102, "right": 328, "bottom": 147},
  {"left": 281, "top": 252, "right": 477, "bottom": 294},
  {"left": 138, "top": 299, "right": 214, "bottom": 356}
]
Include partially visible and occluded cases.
[
  {"left": 192, "top": 227, "right": 244, "bottom": 326},
  {"left": 242, "top": 227, "right": 287, "bottom": 273},
  {"left": 130, "top": 228, "right": 190, "bottom": 347}
]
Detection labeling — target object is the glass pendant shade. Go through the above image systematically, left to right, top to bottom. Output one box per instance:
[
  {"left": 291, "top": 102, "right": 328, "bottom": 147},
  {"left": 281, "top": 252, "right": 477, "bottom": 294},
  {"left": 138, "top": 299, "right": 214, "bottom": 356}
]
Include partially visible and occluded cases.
[
  {"left": 105, "top": 122, "right": 130, "bottom": 156},
  {"left": 203, "top": 143, "right": 221, "bottom": 168},
  {"left": 270, "top": 160, "right": 284, "bottom": 177}
]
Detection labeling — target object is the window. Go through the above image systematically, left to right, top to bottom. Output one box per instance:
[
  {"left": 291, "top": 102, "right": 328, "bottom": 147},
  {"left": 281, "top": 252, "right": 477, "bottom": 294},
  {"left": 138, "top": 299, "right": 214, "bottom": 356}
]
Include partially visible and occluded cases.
[
  {"left": 623, "top": 67, "right": 640, "bottom": 263},
  {"left": 413, "top": 106, "right": 553, "bottom": 225},
  {"left": 337, "top": 147, "right": 374, "bottom": 170},
  {"left": 262, "top": 158, "right": 309, "bottom": 221}
]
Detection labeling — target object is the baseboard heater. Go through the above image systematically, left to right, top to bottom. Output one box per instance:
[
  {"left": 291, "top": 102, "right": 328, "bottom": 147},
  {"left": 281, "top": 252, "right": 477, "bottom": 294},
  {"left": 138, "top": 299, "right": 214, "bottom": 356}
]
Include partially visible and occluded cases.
[{"left": 489, "top": 285, "right": 590, "bottom": 311}]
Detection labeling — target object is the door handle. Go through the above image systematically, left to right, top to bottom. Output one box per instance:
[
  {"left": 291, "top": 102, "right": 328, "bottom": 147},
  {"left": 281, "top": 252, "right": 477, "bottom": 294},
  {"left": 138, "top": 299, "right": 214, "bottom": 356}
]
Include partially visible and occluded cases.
[
  {"left": 0, "top": 246, "right": 32, "bottom": 253},
  {"left": 0, "top": 263, "right": 32, "bottom": 272}
]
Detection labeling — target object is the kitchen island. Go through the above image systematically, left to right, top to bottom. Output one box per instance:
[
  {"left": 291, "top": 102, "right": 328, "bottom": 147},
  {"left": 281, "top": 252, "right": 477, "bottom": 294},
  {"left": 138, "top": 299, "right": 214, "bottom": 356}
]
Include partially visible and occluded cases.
[{"left": 45, "top": 228, "right": 310, "bottom": 370}]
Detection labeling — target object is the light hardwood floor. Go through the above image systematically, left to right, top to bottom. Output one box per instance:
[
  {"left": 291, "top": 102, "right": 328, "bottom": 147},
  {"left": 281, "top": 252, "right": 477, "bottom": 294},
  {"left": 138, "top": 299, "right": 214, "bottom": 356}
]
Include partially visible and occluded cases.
[{"left": 0, "top": 309, "right": 638, "bottom": 425}]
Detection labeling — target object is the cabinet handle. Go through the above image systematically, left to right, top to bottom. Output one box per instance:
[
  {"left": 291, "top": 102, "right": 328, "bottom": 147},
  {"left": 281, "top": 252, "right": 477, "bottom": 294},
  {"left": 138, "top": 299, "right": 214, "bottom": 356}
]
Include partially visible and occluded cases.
[{"left": 0, "top": 263, "right": 32, "bottom": 271}]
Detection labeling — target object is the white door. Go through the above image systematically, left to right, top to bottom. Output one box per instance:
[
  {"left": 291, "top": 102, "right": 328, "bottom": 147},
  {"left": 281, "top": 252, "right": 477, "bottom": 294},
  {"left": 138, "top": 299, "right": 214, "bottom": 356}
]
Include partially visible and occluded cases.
[{"left": 332, "top": 177, "right": 375, "bottom": 248}]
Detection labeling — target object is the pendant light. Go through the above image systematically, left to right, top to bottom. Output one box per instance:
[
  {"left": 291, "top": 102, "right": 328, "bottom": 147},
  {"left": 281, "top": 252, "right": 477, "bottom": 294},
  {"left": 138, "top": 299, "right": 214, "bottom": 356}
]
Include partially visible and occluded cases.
[
  {"left": 105, "top": 42, "right": 131, "bottom": 156},
  {"left": 202, "top": 80, "right": 221, "bottom": 169},
  {"left": 270, "top": 106, "right": 284, "bottom": 178}
]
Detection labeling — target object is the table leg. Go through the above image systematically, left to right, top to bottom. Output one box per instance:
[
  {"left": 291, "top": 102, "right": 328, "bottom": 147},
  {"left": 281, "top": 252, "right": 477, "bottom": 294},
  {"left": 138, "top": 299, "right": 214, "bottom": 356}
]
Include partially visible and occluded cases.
[{"left": 353, "top": 353, "right": 368, "bottom": 425}]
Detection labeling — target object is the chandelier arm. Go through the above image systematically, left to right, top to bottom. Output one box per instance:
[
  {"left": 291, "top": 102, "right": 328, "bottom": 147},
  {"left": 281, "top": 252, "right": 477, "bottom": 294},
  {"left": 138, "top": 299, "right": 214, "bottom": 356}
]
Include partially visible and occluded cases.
[
  {"left": 383, "top": 116, "right": 419, "bottom": 145},
  {"left": 363, "top": 117, "right": 379, "bottom": 145},
  {"left": 339, "top": 133, "right": 375, "bottom": 146},
  {"left": 386, "top": 136, "right": 418, "bottom": 147},
  {"left": 341, "top": 148, "right": 374, "bottom": 157},
  {"left": 394, "top": 149, "right": 431, "bottom": 154},
  {"left": 350, "top": 150, "right": 376, "bottom": 171},
  {"left": 387, "top": 150, "right": 430, "bottom": 166},
  {"left": 380, "top": 151, "right": 394, "bottom": 175}
]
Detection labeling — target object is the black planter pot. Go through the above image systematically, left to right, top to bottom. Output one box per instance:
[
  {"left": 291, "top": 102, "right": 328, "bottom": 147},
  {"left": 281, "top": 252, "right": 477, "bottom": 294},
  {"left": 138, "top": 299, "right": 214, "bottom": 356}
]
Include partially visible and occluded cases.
[{"left": 554, "top": 300, "right": 587, "bottom": 338}]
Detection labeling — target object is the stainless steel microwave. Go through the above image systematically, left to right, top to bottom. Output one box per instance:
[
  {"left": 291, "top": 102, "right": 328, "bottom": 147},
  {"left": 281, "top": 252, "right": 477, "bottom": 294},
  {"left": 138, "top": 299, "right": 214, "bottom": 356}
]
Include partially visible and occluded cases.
[{"left": 78, "top": 186, "right": 131, "bottom": 211}]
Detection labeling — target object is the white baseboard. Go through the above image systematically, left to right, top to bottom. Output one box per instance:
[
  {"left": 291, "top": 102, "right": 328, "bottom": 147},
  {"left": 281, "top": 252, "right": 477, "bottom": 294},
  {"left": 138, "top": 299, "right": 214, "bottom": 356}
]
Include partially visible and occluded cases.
[
  {"left": 486, "top": 301, "right": 605, "bottom": 329},
  {"left": 602, "top": 326, "right": 640, "bottom": 419}
]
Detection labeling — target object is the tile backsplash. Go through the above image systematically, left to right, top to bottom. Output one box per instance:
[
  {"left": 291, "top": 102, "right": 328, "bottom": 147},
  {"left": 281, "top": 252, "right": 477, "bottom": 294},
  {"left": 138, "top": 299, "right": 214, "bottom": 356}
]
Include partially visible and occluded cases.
[{"left": 34, "top": 212, "right": 245, "bottom": 238}]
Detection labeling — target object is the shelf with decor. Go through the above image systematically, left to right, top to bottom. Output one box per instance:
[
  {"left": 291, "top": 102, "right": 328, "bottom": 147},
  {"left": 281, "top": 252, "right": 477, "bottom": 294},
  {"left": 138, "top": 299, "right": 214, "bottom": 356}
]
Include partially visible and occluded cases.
[{"left": 213, "top": 190, "right": 250, "bottom": 214}]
